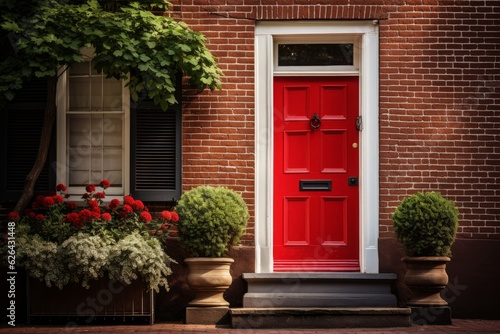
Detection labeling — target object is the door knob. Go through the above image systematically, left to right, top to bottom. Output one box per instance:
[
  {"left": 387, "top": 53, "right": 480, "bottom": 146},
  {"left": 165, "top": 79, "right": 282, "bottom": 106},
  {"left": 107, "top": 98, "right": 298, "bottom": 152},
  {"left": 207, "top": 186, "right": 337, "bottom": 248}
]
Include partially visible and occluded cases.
[{"left": 310, "top": 113, "right": 321, "bottom": 130}]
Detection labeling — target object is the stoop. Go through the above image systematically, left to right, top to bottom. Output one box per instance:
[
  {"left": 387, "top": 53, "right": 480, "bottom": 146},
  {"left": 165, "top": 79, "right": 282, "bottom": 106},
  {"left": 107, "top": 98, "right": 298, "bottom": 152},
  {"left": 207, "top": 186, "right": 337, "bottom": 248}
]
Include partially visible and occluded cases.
[{"left": 230, "top": 273, "right": 411, "bottom": 328}]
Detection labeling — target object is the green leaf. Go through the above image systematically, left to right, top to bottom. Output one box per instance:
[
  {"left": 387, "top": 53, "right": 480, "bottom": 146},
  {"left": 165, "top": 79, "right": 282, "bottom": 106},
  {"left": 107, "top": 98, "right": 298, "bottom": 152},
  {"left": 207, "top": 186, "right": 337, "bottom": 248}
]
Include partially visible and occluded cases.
[
  {"left": 1, "top": 21, "right": 21, "bottom": 32},
  {"left": 139, "top": 54, "right": 150, "bottom": 62},
  {"left": 4, "top": 91, "right": 15, "bottom": 101}
]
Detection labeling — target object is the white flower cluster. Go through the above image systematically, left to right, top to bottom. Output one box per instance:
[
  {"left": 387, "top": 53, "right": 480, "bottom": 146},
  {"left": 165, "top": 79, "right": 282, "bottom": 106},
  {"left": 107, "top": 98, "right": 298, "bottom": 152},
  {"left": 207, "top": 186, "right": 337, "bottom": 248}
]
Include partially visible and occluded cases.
[
  {"left": 107, "top": 231, "right": 175, "bottom": 292},
  {"left": 16, "top": 232, "right": 175, "bottom": 292},
  {"left": 61, "top": 233, "right": 111, "bottom": 288},
  {"left": 16, "top": 235, "right": 70, "bottom": 289}
]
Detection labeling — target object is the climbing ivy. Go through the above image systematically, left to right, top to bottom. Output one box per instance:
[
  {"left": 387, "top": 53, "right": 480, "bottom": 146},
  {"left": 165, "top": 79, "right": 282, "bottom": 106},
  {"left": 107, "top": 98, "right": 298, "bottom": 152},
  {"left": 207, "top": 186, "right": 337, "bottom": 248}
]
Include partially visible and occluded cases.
[{"left": 0, "top": 0, "right": 222, "bottom": 108}]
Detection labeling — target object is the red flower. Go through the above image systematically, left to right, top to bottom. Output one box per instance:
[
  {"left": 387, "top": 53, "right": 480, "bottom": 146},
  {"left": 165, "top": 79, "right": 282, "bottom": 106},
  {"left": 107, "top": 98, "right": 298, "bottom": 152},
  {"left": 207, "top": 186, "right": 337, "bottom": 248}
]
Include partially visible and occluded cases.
[
  {"left": 99, "top": 180, "right": 111, "bottom": 189},
  {"left": 56, "top": 183, "right": 67, "bottom": 192},
  {"left": 85, "top": 184, "right": 96, "bottom": 193},
  {"left": 94, "top": 192, "right": 106, "bottom": 199},
  {"left": 82, "top": 193, "right": 91, "bottom": 200},
  {"left": 36, "top": 195, "right": 45, "bottom": 204},
  {"left": 52, "top": 195, "right": 64, "bottom": 204},
  {"left": 123, "top": 195, "right": 135, "bottom": 206},
  {"left": 43, "top": 197, "right": 55, "bottom": 208},
  {"left": 109, "top": 199, "right": 120, "bottom": 210},
  {"left": 87, "top": 200, "right": 99, "bottom": 208},
  {"left": 133, "top": 200, "right": 144, "bottom": 211},
  {"left": 67, "top": 201, "right": 77, "bottom": 209},
  {"left": 120, "top": 204, "right": 133, "bottom": 217},
  {"left": 92, "top": 206, "right": 101, "bottom": 214},
  {"left": 79, "top": 209, "right": 93, "bottom": 223},
  {"left": 161, "top": 210, "right": 172, "bottom": 221},
  {"left": 139, "top": 211, "right": 152, "bottom": 223},
  {"left": 170, "top": 211, "right": 179, "bottom": 223},
  {"left": 8, "top": 212, "right": 19, "bottom": 221},
  {"left": 65, "top": 212, "right": 83, "bottom": 228},
  {"left": 92, "top": 212, "right": 101, "bottom": 220},
  {"left": 101, "top": 212, "right": 112, "bottom": 221},
  {"left": 36, "top": 214, "right": 45, "bottom": 221}
]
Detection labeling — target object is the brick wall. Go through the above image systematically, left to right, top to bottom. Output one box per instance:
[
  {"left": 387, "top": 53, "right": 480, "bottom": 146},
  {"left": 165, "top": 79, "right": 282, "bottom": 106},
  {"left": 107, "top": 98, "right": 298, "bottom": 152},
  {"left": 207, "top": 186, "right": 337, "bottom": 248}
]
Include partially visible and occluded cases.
[
  {"left": 171, "top": 0, "right": 499, "bottom": 243},
  {"left": 378, "top": 1, "right": 500, "bottom": 240}
]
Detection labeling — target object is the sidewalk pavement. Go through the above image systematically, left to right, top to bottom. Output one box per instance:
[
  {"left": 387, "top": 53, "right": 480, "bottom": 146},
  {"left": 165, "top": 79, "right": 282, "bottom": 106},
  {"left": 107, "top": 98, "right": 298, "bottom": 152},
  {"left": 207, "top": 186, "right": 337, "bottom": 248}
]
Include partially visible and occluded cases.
[{"left": 1, "top": 319, "right": 500, "bottom": 334}]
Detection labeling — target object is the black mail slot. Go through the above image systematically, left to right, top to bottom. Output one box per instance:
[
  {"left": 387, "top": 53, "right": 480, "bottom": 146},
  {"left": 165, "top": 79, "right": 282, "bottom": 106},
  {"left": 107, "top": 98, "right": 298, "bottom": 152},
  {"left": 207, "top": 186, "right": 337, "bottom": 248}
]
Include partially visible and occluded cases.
[{"left": 299, "top": 180, "right": 332, "bottom": 191}]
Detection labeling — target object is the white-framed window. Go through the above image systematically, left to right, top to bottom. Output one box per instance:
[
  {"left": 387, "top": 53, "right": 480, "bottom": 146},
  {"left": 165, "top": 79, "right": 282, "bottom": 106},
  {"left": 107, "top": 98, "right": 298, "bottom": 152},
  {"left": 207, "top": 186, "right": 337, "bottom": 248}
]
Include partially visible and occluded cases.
[{"left": 57, "top": 61, "right": 130, "bottom": 199}]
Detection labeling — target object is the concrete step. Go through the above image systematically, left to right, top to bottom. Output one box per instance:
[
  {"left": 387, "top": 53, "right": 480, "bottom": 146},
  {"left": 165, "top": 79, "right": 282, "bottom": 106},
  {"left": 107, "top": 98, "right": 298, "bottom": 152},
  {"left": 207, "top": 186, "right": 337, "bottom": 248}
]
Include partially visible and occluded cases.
[
  {"left": 242, "top": 273, "right": 399, "bottom": 308},
  {"left": 230, "top": 307, "right": 412, "bottom": 329}
]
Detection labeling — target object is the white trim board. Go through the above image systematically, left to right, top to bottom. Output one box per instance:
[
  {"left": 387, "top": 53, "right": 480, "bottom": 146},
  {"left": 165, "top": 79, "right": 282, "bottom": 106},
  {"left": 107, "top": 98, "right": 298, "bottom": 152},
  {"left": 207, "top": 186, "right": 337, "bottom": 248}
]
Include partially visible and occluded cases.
[{"left": 254, "top": 20, "right": 380, "bottom": 273}]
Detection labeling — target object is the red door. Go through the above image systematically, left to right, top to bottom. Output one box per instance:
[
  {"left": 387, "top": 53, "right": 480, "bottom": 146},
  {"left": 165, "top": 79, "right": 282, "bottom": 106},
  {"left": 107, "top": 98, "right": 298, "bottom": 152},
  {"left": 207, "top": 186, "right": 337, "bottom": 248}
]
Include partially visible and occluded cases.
[{"left": 273, "top": 76, "right": 360, "bottom": 272}]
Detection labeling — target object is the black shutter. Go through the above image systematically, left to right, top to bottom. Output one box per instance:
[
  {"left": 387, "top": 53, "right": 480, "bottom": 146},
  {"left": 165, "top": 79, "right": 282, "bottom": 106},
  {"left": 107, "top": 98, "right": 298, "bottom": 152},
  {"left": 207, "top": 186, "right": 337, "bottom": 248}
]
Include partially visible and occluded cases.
[
  {"left": 0, "top": 78, "right": 55, "bottom": 203},
  {"left": 130, "top": 90, "right": 182, "bottom": 202}
]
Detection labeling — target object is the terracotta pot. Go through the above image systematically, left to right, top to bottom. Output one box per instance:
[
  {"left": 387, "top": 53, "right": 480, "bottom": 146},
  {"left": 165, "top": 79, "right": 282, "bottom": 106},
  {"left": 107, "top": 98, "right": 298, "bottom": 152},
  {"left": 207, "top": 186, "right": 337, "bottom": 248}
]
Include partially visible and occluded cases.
[
  {"left": 403, "top": 256, "right": 450, "bottom": 306},
  {"left": 185, "top": 257, "right": 234, "bottom": 307}
]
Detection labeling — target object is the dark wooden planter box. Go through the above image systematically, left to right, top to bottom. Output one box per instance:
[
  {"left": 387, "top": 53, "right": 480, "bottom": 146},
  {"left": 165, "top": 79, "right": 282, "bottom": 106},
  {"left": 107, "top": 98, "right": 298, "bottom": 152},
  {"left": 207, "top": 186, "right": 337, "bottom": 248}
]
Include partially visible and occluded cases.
[{"left": 27, "top": 277, "right": 154, "bottom": 325}]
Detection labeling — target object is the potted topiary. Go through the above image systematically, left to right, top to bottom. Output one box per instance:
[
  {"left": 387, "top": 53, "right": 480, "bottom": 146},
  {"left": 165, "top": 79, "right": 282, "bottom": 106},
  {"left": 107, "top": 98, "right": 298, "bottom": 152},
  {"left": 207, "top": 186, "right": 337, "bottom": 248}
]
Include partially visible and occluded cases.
[
  {"left": 175, "top": 185, "right": 249, "bottom": 307},
  {"left": 392, "top": 191, "right": 459, "bottom": 307}
]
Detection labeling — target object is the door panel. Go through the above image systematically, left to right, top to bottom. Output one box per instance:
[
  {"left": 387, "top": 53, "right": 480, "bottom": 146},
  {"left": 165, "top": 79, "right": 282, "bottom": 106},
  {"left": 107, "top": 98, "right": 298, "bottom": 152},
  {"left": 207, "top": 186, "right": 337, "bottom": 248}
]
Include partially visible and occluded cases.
[
  {"left": 273, "top": 76, "right": 359, "bottom": 272},
  {"left": 320, "top": 130, "right": 347, "bottom": 173},
  {"left": 284, "top": 131, "right": 311, "bottom": 173},
  {"left": 284, "top": 196, "right": 310, "bottom": 246}
]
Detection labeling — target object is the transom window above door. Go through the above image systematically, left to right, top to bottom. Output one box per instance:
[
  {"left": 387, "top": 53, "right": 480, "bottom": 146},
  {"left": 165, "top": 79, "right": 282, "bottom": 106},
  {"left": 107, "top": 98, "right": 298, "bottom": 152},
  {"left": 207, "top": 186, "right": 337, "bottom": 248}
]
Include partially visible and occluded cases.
[
  {"left": 273, "top": 36, "right": 359, "bottom": 74},
  {"left": 278, "top": 44, "right": 354, "bottom": 66}
]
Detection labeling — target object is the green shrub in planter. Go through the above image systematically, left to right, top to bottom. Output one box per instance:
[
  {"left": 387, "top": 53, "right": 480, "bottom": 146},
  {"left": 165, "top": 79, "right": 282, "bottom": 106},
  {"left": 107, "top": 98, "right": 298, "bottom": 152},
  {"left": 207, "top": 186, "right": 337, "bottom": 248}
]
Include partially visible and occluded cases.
[
  {"left": 175, "top": 186, "right": 250, "bottom": 257},
  {"left": 392, "top": 191, "right": 459, "bottom": 257}
]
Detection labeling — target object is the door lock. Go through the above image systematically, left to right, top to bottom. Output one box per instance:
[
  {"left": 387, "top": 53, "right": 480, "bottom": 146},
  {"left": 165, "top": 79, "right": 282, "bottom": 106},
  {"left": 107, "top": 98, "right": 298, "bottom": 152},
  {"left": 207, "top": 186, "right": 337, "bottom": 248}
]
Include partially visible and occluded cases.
[{"left": 348, "top": 177, "right": 358, "bottom": 186}]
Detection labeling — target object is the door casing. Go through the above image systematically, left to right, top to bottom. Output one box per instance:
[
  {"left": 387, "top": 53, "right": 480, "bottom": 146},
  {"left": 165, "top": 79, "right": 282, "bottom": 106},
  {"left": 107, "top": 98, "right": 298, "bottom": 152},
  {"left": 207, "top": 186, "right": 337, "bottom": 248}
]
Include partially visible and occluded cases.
[{"left": 254, "top": 21, "right": 380, "bottom": 273}]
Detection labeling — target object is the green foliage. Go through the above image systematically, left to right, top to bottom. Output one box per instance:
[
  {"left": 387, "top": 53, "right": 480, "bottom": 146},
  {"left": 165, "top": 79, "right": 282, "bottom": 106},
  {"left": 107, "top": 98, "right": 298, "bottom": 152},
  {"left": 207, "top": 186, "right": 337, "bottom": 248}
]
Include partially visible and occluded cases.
[
  {"left": 0, "top": 0, "right": 222, "bottom": 109},
  {"left": 175, "top": 186, "right": 250, "bottom": 257},
  {"left": 392, "top": 192, "right": 459, "bottom": 257}
]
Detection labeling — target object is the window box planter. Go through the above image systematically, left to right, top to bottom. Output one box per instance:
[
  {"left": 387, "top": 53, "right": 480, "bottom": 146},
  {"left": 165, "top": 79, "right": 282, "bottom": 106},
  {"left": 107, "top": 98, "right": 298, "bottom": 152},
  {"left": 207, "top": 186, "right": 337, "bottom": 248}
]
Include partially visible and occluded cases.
[{"left": 27, "top": 277, "right": 154, "bottom": 325}]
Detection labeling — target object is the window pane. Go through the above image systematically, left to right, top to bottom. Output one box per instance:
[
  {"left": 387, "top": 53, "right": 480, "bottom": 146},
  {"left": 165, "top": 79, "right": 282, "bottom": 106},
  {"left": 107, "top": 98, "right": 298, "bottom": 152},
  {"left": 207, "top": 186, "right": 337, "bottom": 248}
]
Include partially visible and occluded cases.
[
  {"left": 278, "top": 44, "right": 353, "bottom": 66},
  {"left": 69, "top": 77, "right": 90, "bottom": 111},
  {"left": 90, "top": 77, "right": 103, "bottom": 110},
  {"left": 103, "top": 79, "right": 122, "bottom": 110},
  {"left": 103, "top": 116, "right": 122, "bottom": 146},
  {"left": 68, "top": 147, "right": 90, "bottom": 186},
  {"left": 103, "top": 149, "right": 123, "bottom": 186}
]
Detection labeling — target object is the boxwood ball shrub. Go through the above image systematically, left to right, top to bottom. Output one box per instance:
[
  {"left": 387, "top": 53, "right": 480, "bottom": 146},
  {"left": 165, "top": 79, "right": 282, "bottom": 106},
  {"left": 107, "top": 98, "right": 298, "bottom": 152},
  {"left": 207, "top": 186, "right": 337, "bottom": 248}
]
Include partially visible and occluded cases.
[
  {"left": 175, "top": 186, "right": 250, "bottom": 257},
  {"left": 392, "top": 191, "right": 459, "bottom": 257}
]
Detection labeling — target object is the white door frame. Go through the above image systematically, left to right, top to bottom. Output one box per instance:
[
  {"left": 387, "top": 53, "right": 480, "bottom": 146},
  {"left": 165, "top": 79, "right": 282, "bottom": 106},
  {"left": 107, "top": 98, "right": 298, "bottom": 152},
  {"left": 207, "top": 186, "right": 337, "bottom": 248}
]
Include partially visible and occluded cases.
[{"left": 254, "top": 21, "right": 380, "bottom": 273}]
